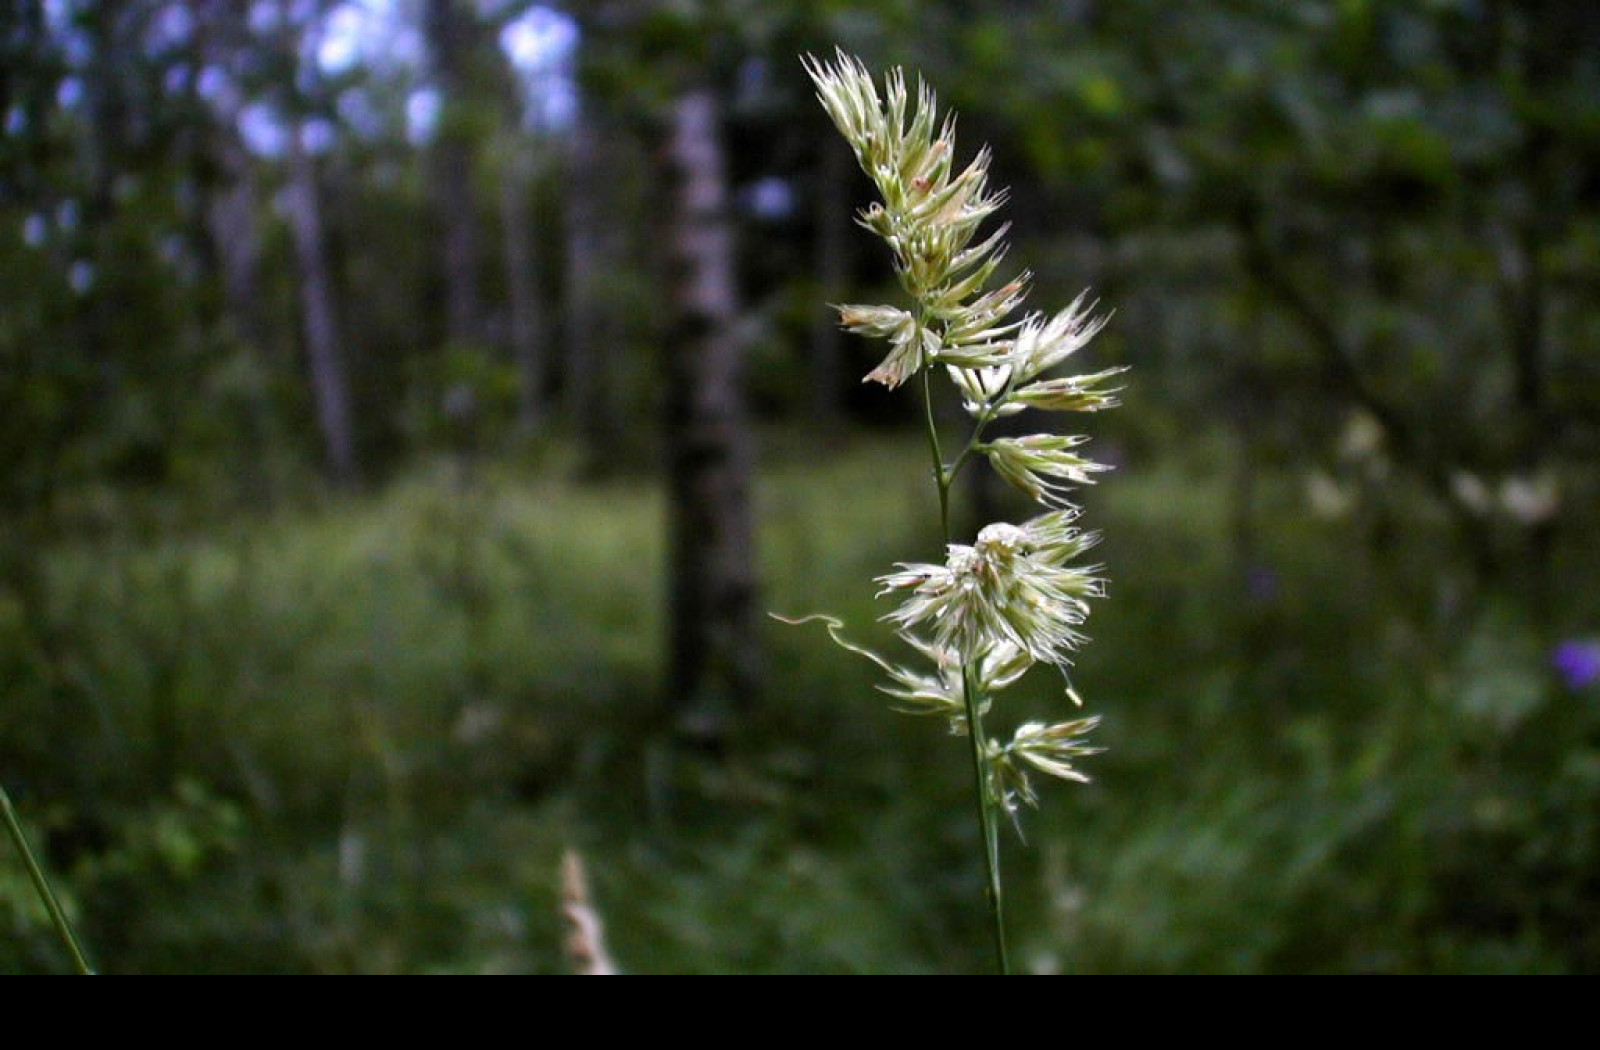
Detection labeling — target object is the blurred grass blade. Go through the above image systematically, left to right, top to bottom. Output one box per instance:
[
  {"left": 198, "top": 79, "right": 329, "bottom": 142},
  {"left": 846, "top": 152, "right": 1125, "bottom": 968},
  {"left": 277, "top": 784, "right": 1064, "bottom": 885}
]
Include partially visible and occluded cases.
[{"left": 1, "top": 783, "right": 95, "bottom": 974}]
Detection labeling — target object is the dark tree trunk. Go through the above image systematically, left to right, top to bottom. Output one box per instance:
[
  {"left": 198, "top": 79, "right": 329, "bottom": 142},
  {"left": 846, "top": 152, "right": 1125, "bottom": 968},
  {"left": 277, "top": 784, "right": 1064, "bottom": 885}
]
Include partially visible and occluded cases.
[
  {"left": 194, "top": 0, "right": 263, "bottom": 350},
  {"left": 424, "top": 0, "right": 484, "bottom": 347},
  {"left": 661, "top": 85, "right": 762, "bottom": 727},
  {"left": 562, "top": 110, "right": 622, "bottom": 470},
  {"left": 285, "top": 123, "right": 358, "bottom": 485},
  {"left": 205, "top": 139, "right": 262, "bottom": 345},
  {"left": 810, "top": 139, "right": 850, "bottom": 424},
  {"left": 501, "top": 143, "right": 544, "bottom": 431},
  {"left": 1496, "top": 218, "right": 1555, "bottom": 629}
]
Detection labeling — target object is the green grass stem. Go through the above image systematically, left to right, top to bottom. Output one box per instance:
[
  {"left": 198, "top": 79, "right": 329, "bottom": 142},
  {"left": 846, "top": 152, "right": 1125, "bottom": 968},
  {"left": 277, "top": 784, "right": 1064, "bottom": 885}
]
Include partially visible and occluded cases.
[
  {"left": 918, "top": 336, "right": 1012, "bottom": 975},
  {"left": 1, "top": 783, "right": 94, "bottom": 974}
]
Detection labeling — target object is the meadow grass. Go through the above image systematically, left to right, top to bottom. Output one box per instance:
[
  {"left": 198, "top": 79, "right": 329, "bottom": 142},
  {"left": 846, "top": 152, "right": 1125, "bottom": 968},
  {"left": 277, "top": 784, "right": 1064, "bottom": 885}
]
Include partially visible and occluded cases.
[{"left": 7, "top": 430, "right": 1596, "bottom": 972}]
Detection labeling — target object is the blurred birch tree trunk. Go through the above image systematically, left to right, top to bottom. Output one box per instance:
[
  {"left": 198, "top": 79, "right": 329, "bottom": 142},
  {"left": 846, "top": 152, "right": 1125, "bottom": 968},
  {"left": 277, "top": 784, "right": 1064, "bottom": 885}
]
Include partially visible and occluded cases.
[
  {"left": 661, "top": 83, "right": 761, "bottom": 724},
  {"left": 284, "top": 118, "right": 358, "bottom": 486}
]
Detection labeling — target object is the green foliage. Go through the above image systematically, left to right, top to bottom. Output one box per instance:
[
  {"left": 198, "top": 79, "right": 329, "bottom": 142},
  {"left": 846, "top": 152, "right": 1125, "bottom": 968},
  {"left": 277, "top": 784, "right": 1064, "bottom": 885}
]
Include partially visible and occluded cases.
[
  {"left": 5, "top": 0, "right": 1600, "bottom": 974},
  {"left": 401, "top": 342, "right": 525, "bottom": 452},
  {"left": 4, "top": 431, "right": 1597, "bottom": 972}
]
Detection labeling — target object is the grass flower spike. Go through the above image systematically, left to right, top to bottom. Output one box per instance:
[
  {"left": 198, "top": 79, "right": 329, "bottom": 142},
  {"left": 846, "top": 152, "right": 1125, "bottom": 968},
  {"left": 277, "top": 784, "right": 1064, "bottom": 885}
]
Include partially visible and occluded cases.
[
  {"left": 795, "top": 49, "right": 1126, "bottom": 974},
  {"left": 876, "top": 513, "right": 1104, "bottom": 669}
]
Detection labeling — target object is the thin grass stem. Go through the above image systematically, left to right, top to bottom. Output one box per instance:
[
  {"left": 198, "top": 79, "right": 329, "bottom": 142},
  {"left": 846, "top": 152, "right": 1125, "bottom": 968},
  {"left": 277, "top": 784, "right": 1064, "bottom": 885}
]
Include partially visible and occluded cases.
[
  {"left": 917, "top": 315, "right": 952, "bottom": 542},
  {"left": 918, "top": 339, "right": 1010, "bottom": 974},
  {"left": 960, "top": 667, "right": 1010, "bottom": 974},
  {"left": 1, "top": 783, "right": 94, "bottom": 974}
]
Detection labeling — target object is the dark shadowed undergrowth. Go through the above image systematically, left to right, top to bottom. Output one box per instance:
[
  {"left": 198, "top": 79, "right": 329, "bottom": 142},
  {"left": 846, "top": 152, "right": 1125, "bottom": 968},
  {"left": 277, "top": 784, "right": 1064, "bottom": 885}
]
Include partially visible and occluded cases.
[{"left": 3, "top": 432, "right": 1596, "bottom": 973}]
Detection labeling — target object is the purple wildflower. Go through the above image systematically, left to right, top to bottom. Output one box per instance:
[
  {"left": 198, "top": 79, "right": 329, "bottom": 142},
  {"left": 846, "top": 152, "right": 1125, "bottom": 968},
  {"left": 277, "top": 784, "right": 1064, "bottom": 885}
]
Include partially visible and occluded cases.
[{"left": 1552, "top": 640, "right": 1600, "bottom": 691}]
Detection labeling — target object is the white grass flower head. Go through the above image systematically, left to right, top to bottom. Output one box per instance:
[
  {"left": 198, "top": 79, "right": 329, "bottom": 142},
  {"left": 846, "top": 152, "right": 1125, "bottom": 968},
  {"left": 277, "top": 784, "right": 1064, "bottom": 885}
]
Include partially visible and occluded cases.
[
  {"left": 805, "top": 49, "right": 1016, "bottom": 386},
  {"left": 796, "top": 50, "right": 1126, "bottom": 896},
  {"left": 809, "top": 53, "right": 1002, "bottom": 281},
  {"left": 939, "top": 274, "right": 1031, "bottom": 360},
  {"left": 943, "top": 294, "right": 1117, "bottom": 417},
  {"left": 1011, "top": 294, "right": 1112, "bottom": 382},
  {"left": 836, "top": 303, "right": 936, "bottom": 389},
  {"left": 948, "top": 363, "right": 1024, "bottom": 419},
  {"left": 1008, "top": 367, "right": 1127, "bottom": 414},
  {"left": 981, "top": 434, "right": 1111, "bottom": 506},
  {"left": 877, "top": 512, "right": 1104, "bottom": 670},
  {"left": 768, "top": 615, "right": 1031, "bottom": 737},
  {"left": 877, "top": 634, "right": 1033, "bottom": 732},
  {"left": 989, "top": 716, "right": 1103, "bottom": 822},
  {"left": 1009, "top": 717, "right": 1102, "bottom": 784}
]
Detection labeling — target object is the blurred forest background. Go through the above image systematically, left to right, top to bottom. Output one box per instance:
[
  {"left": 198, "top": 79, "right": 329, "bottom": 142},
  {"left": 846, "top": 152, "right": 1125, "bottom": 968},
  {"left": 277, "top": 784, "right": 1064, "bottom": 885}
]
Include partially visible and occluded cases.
[{"left": 3, "top": 0, "right": 1599, "bottom": 973}]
